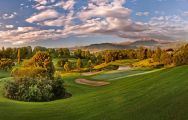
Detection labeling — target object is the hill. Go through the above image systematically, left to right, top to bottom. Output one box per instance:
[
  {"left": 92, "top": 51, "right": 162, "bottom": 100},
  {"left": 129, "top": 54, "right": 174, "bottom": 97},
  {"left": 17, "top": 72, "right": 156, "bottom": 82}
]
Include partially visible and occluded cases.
[{"left": 71, "top": 39, "right": 177, "bottom": 51}]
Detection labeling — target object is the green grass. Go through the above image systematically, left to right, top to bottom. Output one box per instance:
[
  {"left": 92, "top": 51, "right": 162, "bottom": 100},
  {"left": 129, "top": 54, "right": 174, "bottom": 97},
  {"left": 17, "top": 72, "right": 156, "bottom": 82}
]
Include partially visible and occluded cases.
[
  {"left": 109, "top": 59, "right": 138, "bottom": 66},
  {"left": 0, "top": 66, "right": 188, "bottom": 120},
  {"left": 0, "top": 70, "right": 10, "bottom": 79},
  {"left": 90, "top": 70, "right": 146, "bottom": 80}
]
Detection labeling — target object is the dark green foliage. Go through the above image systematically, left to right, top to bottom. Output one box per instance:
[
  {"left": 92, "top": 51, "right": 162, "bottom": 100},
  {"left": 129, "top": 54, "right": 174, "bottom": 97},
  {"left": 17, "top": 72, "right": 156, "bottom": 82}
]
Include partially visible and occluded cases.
[
  {"left": 33, "top": 46, "right": 48, "bottom": 55},
  {"left": 56, "top": 48, "right": 70, "bottom": 58},
  {"left": 73, "top": 49, "right": 91, "bottom": 59},
  {"left": 57, "top": 58, "right": 68, "bottom": 67},
  {"left": 4, "top": 77, "right": 65, "bottom": 102}
]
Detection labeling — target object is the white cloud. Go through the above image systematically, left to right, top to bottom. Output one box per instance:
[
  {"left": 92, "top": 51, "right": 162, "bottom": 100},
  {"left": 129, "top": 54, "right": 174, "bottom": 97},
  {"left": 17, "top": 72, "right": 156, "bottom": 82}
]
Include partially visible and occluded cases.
[
  {"left": 1, "top": 0, "right": 187, "bottom": 45},
  {"left": 34, "top": 0, "right": 48, "bottom": 5},
  {"left": 62, "top": 0, "right": 75, "bottom": 10},
  {"left": 26, "top": 9, "right": 59, "bottom": 23},
  {"left": 1, "top": 12, "right": 17, "bottom": 20},
  {"left": 136, "top": 12, "right": 149, "bottom": 16},
  {"left": 5, "top": 25, "right": 14, "bottom": 29}
]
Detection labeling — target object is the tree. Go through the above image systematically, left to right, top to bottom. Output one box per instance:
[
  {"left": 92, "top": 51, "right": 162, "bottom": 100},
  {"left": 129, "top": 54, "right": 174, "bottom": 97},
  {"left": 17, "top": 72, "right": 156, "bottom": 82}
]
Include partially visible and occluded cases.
[
  {"left": 173, "top": 44, "right": 188, "bottom": 66},
  {"left": 33, "top": 46, "right": 48, "bottom": 55},
  {"left": 137, "top": 47, "right": 148, "bottom": 60},
  {"left": 153, "top": 47, "right": 162, "bottom": 62},
  {"left": 17, "top": 48, "right": 21, "bottom": 64},
  {"left": 56, "top": 48, "right": 70, "bottom": 58},
  {"left": 74, "top": 49, "right": 82, "bottom": 58},
  {"left": 6, "top": 51, "right": 66, "bottom": 102},
  {"left": 104, "top": 51, "right": 113, "bottom": 63},
  {"left": 161, "top": 52, "right": 173, "bottom": 65},
  {"left": 76, "top": 58, "right": 82, "bottom": 70},
  {"left": 57, "top": 59, "right": 68, "bottom": 67},
  {"left": 87, "top": 60, "right": 93, "bottom": 72},
  {"left": 64, "top": 62, "right": 70, "bottom": 72}
]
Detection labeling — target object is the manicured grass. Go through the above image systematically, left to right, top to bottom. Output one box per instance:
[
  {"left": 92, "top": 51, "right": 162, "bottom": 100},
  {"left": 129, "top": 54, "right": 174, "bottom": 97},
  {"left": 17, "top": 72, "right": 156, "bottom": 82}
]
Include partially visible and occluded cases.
[
  {"left": 109, "top": 59, "right": 138, "bottom": 66},
  {"left": 0, "top": 66, "right": 188, "bottom": 120},
  {"left": 0, "top": 70, "right": 10, "bottom": 79},
  {"left": 90, "top": 70, "right": 146, "bottom": 80}
]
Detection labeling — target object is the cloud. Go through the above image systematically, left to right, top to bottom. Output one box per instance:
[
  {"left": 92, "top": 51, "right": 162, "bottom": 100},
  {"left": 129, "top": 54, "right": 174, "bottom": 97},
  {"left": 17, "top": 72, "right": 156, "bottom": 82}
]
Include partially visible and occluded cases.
[
  {"left": 1, "top": 0, "right": 187, "bottom": 45},
  {"left": 34, "top": 0, "right": 75, "bottom": 10},
  {"left": 34, "top": 0, "right": 48, "bottom": 5},
  {"left": 61, "top": 0, "right": 75, "bottom": 10},
  {"left": 79, "top": 0, "right": 129, "bottom": 20},
  {"left": 26, "top": 9, "right": 59, "bottom": 23},
  {"left": 182, "top": 11, "right": 188, "bottom": 16},
  {"left": 1, "top": 12, "right": 17, "bottom": 20},
  {"left": 136, "top": 12, "right": 149, "bottom": 16},
  {"left": 5, "top": 25, "right": 14, "bottom": 29},
  {"left": 0, "top": 27, "right": 63, "bottom": 45},
  {"left": 17, "top": 27, "right": 37, "bottom": 32}
]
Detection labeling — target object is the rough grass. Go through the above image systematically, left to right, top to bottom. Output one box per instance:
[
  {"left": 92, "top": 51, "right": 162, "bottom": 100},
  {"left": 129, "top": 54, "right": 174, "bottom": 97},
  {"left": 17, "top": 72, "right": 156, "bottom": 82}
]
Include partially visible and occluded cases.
[{"left": 0, "top": 66, "right": 188, "bottom": 120}]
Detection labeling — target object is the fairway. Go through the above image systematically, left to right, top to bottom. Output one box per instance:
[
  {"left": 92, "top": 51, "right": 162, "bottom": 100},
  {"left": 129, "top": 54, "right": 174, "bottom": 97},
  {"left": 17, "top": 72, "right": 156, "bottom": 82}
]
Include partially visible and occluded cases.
[{"left": 0, "top": 66, "right": 188, "bottom": 120}]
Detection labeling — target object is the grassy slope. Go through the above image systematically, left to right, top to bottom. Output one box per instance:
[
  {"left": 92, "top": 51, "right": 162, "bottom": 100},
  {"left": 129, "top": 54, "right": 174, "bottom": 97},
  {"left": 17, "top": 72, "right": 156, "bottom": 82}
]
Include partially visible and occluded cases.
[
  {"left": 0, "top": 66, "right": 188, "bottom": 120},
  {"left": 0, "top": 70, "right": 10, "bottom": 79}
]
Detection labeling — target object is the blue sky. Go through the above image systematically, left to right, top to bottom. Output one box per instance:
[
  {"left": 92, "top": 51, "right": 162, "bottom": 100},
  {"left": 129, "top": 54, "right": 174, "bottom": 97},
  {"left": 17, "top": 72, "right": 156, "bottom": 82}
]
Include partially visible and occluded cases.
[{"left": 0, "top": 0, "right": 188, "bottom": 47}]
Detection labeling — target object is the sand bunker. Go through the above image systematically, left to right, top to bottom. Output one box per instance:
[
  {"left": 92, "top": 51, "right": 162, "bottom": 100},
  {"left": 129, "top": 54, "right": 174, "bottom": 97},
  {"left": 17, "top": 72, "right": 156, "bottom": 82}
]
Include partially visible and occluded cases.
[
  {"left": 118, "top": 66, "right": 132, "bottom": 71},
  {"left": 81, "top": 71, "right": 101, "bottom": 76},
  {"left": 75, "top": 79, "right": 110, "bottom": 86}
]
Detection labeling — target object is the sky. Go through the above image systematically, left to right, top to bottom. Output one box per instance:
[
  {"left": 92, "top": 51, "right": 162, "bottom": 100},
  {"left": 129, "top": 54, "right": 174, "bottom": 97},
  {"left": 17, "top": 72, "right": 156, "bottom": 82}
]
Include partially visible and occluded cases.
[{"left": 0, "top": 0, "right": 188, "bottom": 48}]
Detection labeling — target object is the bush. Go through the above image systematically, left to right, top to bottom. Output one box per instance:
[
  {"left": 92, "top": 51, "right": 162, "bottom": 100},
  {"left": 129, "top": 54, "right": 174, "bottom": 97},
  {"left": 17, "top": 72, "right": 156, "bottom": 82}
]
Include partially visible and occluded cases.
[
  {"left": 4, "top": 51, "right": 67, "bottom": 102},
  {"left": 0, "top": 59, "right": 15, "bottom": 71},
  {"left": 56, "top": 59, "right": 68, "bottom": 67},
  {"left": 94, "top": 63, "right": 119, "bottom": 71},
  {"left": 102, "top": 65, "right": 119, "bottom": 70},
  {"left": 4, "top": 77, "right": 66, "bottom": 102}
]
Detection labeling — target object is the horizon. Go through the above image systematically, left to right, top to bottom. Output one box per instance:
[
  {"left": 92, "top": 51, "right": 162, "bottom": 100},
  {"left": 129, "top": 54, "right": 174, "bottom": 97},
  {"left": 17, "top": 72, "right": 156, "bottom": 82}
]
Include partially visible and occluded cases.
[{"left": 0, "top": 0, "right": 188, "bottom": 48}]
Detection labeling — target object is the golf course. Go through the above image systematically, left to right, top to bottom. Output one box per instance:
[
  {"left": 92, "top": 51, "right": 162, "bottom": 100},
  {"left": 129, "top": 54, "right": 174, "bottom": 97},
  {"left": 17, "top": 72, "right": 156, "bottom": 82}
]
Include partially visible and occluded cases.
[{"left": 0, "top": 65, "right": 188, "bottom": 120}]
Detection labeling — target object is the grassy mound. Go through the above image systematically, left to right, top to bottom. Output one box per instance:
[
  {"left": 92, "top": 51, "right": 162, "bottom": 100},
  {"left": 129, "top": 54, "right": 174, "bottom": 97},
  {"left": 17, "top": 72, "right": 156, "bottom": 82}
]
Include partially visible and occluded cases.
[{"left": 0, "top": 66, "right": 188, "bottom": 120}]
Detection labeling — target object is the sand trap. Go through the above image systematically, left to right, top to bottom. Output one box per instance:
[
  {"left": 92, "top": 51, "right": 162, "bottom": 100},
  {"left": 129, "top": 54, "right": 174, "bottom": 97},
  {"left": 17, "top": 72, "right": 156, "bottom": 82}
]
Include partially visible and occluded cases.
[
  {"left": 118, "top": 66, "right": 132, "bottom": 71},
  {"left": 81, "top": 71, "right": 101, "bottom": 76},
  {"left": 75, "top": 79, "right": 110, "bottom": 86}
]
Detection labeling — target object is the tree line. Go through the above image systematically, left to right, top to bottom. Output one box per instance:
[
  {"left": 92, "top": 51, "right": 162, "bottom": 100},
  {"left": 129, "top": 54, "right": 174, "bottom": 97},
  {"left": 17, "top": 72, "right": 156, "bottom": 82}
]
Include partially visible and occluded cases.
[{"left": 1, "top": 44, "right": 188, "bottom": 71}]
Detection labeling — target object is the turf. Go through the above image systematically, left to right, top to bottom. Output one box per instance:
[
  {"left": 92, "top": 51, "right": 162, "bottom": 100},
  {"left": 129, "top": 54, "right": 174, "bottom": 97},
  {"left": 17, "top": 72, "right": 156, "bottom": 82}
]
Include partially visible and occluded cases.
[
  {"left": 0, "top": 66, "right": 188, "bottom": 120},
  {"left": 0, "top": 70, "right": 10, "bottom": 79}
]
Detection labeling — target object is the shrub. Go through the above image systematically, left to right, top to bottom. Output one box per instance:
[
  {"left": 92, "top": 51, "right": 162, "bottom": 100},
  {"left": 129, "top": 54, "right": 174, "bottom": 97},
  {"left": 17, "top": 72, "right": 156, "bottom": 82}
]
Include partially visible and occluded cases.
[
  {"left": 4, "top": 51, "right": 66, "bottom": 102},
  {"left": 56, "top": 58, "right": 68, "bottom": 67},
  {"left": 0, "top": 59, "right": 15, "bottom": 71},
  {"left": 4, "top": 77, "right": 66, "bottom": 102}
]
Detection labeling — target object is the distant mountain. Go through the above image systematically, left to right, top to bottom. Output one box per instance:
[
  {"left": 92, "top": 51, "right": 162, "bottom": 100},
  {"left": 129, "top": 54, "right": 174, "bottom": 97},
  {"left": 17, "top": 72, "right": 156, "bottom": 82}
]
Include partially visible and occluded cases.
[
  {"left": 71, "top": 39, "right": 182, "bottom": 51},
  {"left": 129, "top": 39, "right": 159, "bottom": 46},
  {"left": 83, "top": 43, "right": 137, "bottom": 50}
]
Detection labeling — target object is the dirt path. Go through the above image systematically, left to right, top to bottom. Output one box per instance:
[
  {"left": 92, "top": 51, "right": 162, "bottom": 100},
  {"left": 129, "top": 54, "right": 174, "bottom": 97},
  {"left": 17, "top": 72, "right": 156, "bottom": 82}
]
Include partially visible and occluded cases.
[{"left": 75, "top": 79, "right": 110, "bottom": 86}]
